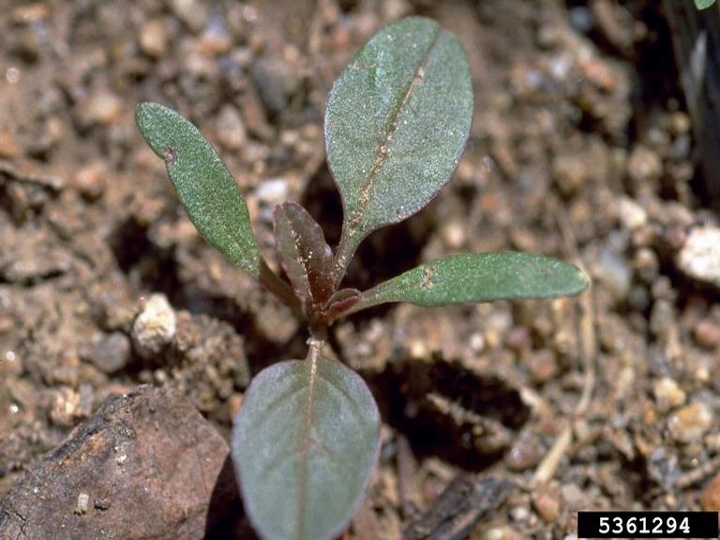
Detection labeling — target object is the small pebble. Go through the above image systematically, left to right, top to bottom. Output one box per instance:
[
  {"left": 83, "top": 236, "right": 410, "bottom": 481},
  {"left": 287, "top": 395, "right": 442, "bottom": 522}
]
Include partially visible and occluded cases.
[
  {"left": 169, "top": 0, "right": 208, "bottom": 33},
  {"left": 12, "top": 4, "right": 49, "bottom": 24},
  {"left": 568, "top": 6, "right": 594, "bottom": 33},
  {"left": 199, "top": 13, "right": 233, "bottom": 55},
  {"left": 139, "top": 19, "right": 169, "bottom": 58},
  {"left": 251, "top": 57, "right": 294, "bottom": 114},
  {"left": 78, "top": 91, "right": 123, "bottom": 126},
  {"left": 215, "top": 104, "right": 247, "bottom": 152},
  {"left": 669, "top": 111, "right": 691, "bottom": 136},
  {"left": 0, "top": 131, "right": 20, "bottom": 158},
  {"left": 626, "top": 144, "right": 662, "bottom": 184},
  {"left": 553, "top": 153, "right": 586, "bottom": 197},
  {"left": 73, "top": 162, "right": 107, "bottom": 200},
  {"left": 255, "top": 177, "right": 288, "bottom": 206},
  {"left": 616, "top": 197, "right": 647, "bottom": 230},
  {"left": 441, "top": 221, "right": 466, "bottom": 249},
  {"left": 678, "top": 226, "right": 720, "bottom": 289},
  {"left": 597, "top": 246, "right": 632, "bottom": 301},
  {"left": 632, "top": 248, "right": 659, "bottom": 283},
  {"left": 131, "top": 294, "right": 176, "bottom": 360},
  {"left": 693, "top": 318, "right": 720, "bottom": 349},
  {"left": 504, "top": 326, "right": 530, "bottom": 354},
  {"left": 92, "top": 331, "right": 132, "bottom": 374},
  {"left": 526, "top": 349, "right": 558, "bottom": 384},
  {"left": 51, "top": 364, "right": 79, "bottom": 387},
  {"left": 653, "top": 377, "right": 686, "bottom": 412},
  {"left": 49, "top": 387, "right": 82, "bottom": 427},
  {"left": 668, "top": 402, "right": 713, "bottom": 444},
  {"left": 505, "top": 431, "right": 542, "bottom": 471},
  {"left": 647, "top": 446, "right": 680, "bottom": 490},
  {"left": 700, "top": 473, "right": 720, "bottom": 511},
  {"left": 532, "top": 489, "right": 561, "bottom": 523},
  {"left": 74, "top": 492, "right": 90, "bottom": 515},
  {"left": 94, "top": 498, "right": 111, "bottom": 511},
  {"left": 474, "top": 525, "right": 525, "bottom": 540}
]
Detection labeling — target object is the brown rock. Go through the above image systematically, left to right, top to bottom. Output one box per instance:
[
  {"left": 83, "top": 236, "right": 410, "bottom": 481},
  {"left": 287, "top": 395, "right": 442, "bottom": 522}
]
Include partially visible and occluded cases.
[
  {"left": 0, "top": 385, "right": 239, "bottom": 539},
  {"left": 700, "top": 473, "right": 720, "bottom": 511}
]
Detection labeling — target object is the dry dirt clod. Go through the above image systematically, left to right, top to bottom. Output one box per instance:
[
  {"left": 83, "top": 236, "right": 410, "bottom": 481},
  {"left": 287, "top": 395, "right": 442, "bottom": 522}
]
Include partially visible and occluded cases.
[{"left": 131, "top": 294, "right": 177, "bottom": 361}]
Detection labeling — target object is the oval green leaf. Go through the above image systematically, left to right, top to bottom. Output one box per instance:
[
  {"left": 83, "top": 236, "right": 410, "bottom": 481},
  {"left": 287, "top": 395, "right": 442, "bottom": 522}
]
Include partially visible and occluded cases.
[
  {"left": 695, "top": 0, "right": 715, "bottom": 9},
  {"left": 325, "top": 17, "right": 473, "bottom": 269},
  {"left": 135, "top": 102, "right": 262, "bottom": 277},
  {"left": 347, "top": 252, "right": 589, "bottom": 313},
  {"left": 232, "top": 356, "right": 381, "bottom": 540}
]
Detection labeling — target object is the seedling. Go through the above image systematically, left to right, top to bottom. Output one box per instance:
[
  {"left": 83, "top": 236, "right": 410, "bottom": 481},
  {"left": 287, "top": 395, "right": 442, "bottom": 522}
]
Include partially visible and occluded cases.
[{"left": 136, "top": 16, "right": 589, "bottom": 540}]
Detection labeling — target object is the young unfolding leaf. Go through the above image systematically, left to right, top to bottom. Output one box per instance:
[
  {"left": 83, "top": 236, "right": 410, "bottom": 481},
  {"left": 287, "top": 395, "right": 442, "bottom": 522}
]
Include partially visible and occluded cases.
[
  {"left": 695, "top": 0, "right": 715, "bottom": 9},
  {"left": 325, "top": 17, "right": 473, "bottom": 279},
  {"left": 135, "top": 102, "right": 263, "bottom": 277},
  {"left": 274, "top": 202, "right": 334, "bottom": 311},
  {"left": 344, "top": 252, "right": 589, "bottom": 315},
  {"left": 323, "top": 288, "right": 362, "bottom": 323},
  {"left": 232, "top": 356, "right": 380, "bottom": 540}
]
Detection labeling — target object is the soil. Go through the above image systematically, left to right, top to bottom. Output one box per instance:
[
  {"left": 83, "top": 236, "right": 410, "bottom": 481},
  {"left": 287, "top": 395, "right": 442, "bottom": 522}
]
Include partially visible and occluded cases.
[{"left": 2, "top": 0, "right": 720, "bottom": 539}]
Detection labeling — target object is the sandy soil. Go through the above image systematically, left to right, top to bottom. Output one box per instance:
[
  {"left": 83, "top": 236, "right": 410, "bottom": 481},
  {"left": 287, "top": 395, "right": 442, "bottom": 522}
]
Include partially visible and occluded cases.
[{"left": 2, "top": 1, "right": 720, "bottom": 538}]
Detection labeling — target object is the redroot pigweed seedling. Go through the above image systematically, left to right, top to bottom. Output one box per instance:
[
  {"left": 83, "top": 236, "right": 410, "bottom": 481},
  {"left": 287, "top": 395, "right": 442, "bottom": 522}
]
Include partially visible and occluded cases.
[{"left": 136, "top": 16, "right": 589, "bottom": 540}]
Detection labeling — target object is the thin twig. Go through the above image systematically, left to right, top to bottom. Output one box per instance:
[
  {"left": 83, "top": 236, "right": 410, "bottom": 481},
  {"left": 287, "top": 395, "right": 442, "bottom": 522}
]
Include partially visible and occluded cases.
[{"left": 532, "top": 196, "right": 596, "bottom": 486}]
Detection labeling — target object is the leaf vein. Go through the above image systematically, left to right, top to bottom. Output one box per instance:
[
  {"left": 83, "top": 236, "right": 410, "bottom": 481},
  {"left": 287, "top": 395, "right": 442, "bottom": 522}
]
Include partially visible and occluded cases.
[{"left": 347, "top": 24, "right": 443, "bottom": 232}]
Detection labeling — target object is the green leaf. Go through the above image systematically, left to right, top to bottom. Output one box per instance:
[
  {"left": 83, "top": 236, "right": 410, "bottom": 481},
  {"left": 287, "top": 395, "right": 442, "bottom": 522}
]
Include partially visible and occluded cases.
[
  {"left": 695, "top": 0, "right": 715, "bottom": 9},
  {"left": 325, "top": 17, "right": 473, "bottom": 273},
  {"left": 135, "top": 102, "right": 262, "bottom": 277},
  {"left": 274, "top": 202, "right": 334, "bottom": 308},
  {"left": 347, "top": 252, "right": 589, "bottom": 313},
  {"left": 232, "top": 356, "right": 381, "bottom": 540}
]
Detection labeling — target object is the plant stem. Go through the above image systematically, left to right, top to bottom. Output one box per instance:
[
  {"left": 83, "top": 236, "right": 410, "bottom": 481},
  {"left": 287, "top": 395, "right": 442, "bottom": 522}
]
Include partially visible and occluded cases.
[
  {"left": 331, "top": 232, "right": 361, "bottom": 290},
  {"left": 258, "top": 260, "right": 302, "bottom": 315},
  {"left": 306, "top": 334, "right": 326, "bottom": 362}
]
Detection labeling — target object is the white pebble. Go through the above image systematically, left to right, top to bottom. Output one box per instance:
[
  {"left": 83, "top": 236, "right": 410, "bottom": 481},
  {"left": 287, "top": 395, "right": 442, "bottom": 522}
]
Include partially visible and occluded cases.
[
  {"left": 616, "top": 196, "right": 647, "bottom": 230},
  {"left": 678, "top": 226, "right": 720, "bottom": 288},
  {"left": 131, "top": 294, "right": 176, "bottom": 360},
  {"left": 653, "top": 377, "right": 686, "bottom": 412},
  {"left": 668, "top": 402, "right": 713, "bottom": 444}
]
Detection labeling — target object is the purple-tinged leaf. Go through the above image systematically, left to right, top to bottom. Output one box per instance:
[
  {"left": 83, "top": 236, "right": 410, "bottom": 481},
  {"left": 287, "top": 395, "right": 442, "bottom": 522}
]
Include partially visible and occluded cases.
[
  {"left": 274, "top": 202, "right": 334, "bottom": 310},
  {"left": 323, "top": 288, "right": 362, "bottom": 323},
  {"left": 232, "top": 356, "right": 381, "bottom": 540}
]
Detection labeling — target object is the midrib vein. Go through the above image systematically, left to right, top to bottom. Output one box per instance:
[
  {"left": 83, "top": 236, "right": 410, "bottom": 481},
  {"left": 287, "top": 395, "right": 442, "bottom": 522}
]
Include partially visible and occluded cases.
[
  {"left": 350, "top": 25, "right": 442, "bottom": 230},
  {"left": 295, "top": 354, "right": 318, "bottom": 539}
]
